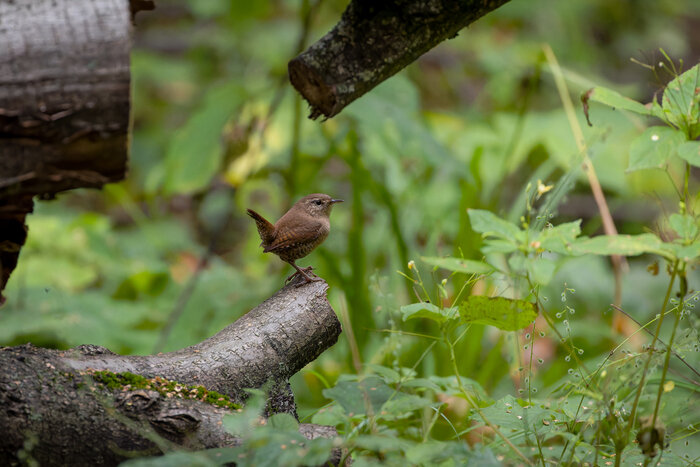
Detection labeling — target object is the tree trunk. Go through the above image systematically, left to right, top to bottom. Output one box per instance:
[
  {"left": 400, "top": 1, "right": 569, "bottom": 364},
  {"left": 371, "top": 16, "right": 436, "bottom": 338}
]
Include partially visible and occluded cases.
[
  {"left": 0, "top": 0, "right": 135, "bottom": 303},
  {"left": 288, "top": 0, "right": 511, "bottom": 120},
  {"left": 0, "top": 280, "right": 342, "bottom": 465}
]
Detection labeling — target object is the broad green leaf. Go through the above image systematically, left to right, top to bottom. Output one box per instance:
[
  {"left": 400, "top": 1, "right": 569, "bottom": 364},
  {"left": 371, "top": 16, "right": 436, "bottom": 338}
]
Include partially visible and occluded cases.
[
  {"left": 662, "top": 64, "right": 700, "bottom": 139},
  {"left": 163, "top": 82, "right": 244, "bottom": 195},
  {"left": 587, "top": 86, "right": 653, "bottom": 116},
  {"left": 627, "top": 127, "right": 686, "bottom": 172},
  {"left": 677, "top": 141, "right": 700, "bottom": 167},
  {"left": 468, "top": 209, "right": 522, "bottom": 240},
  {"left": 669, "top": 214, "right": 698, "bottom": 240},
  {"left": 537, "top": 220, "right": 582, "bottom": 254},
  {"left": 571, "top": 234, "right": 668, "bottom": 257},
  {"left": 481, "top": 239, "right": 519, "bottom": 254},
  {"left": 662, "top": 243, "right": 700, "bottom": 262},
  {"left": 421, "top": 256, "right": 494, "bottom": 275},
  {"left": 526, "top": 257, "right": 556, "bottom": 285},
  {"left": 112, "top": 270, "right": 169, "bottom": 301},
  {"left": 459, "top": 296, "right": 537, "bottom": 331},
  {"left": 400, "top": 303, "right": 457, "bottom": 324},
  {"left": 364, "top": 364, "right": 401, "bottom": 384},
  {"left": 429, "top": 376, "right": 488, "bottom": 398},
  {"left": 322, "top": 377, "right": 394, "bottom": 415},
  {"left": 401, "top": 378, "right": 442, "bottom": 392},
  {"left": 222, "top": 393, "right": 266, "bottom": 436},
  {"left": 381, "top": 394, "right": 434, "bottom": 415},
  {"left": 479, "top": 395, "right": 565, "bottom": 436},
  {"left": 311, "top": 404, "right": 346, "bottom": 426},
  {"left": 267, "top": 413, "right": 298, "bottom": 431},
  {"left": 351, "top": 435, "right": 411, "bottom": 453},
  {"left": 405, "top": 440, "right": 491, "bottom": 465},
  {"left": 121, "top": 449, "right": 240, "bottom": 467}
]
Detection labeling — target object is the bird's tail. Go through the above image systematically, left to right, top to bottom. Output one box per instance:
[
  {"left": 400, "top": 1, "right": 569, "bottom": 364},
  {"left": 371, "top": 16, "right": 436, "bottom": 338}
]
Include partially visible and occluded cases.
[{"left": 246, "top": 209, "right": 275, "bottom": 246}]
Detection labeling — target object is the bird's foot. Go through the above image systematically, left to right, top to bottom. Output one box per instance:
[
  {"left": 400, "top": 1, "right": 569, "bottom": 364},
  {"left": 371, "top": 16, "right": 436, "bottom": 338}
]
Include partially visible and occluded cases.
[
  {"left": 285, "top": 266, "right": 316, "bottom": 284},
  {"left": 294, "top": 276, "right": 323, "bottom": 288}
]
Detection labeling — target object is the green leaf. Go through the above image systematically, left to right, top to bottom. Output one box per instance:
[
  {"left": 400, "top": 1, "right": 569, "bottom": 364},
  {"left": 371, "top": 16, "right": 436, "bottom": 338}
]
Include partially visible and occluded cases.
[
  {"left": 662, "top": 64, "right": 700, "bottom": 139},
  {"left": 163, "top": 82, "right": 244, "bottom": 195},
  {"left": 587, "top": 86, "right": 653, "bottom": 116},
  {"left": 627, "top": 127, "right": 686, "bottom": 172},
  {"left": 677, "top": 141, "right": 700, "bottom": 167},
  {"left": 468, "top": 209, "right": 522, "bottom": 240},
  {"left": 669, "top": 214, "right": 698, "bottom": 240},
  {"left": 537, "top": 220, "right": 582, "bottom": 254},
  {"left": 571, "top": 234, "right": 667, "bottom": 257},
  {"left": 481, "top": 239, "right": 520, "bottom": 254},
  {"left": 663, "top": 243, "right": 700, "bottom": 262},
  {"left": 421, "top": 256, "right": 494, "bottom": 275},
  {"left": 526, "top": 258, "right": 556, "bottom": 285},
  {"left": 112, "top": 270, "right": 169, "bottom": 301},
  {"left": 459, "top": 296, "right": 537, "bottom": 331},
  {"left": 400, "top": 303, "right": 457, "bottom": 324},
  {"left": 364, "top": 364, "right": 401, "bottom": 384},
  {"left": 322, "top": 377, "right": 394, "bottom": 415},
  {"left": 401, "top": 378, "right": 443, "bottom": 392},
  {"left": 381, "top": 394, "right": 434, "bottom": 415},
  {"left": 479, "top": 395, "right": 565, "bottom": 436},
  {"left": 311, "top": 404, "right": 346, "bottom": 426},
  {"left": 267, "top": 413, "right": 298, "bottom": 431},
  {"left": 351, "top": 435, "right": 411, "bottom": 453},
  {"left": 405, "top": 441, "right": 486, "bottom": 465},
  {"left": 121, "top": 449, "right": 240, "bottom": 467}
]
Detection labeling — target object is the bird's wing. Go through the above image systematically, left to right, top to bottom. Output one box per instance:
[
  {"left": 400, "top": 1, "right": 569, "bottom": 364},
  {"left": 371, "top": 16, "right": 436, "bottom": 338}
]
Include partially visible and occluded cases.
[{"left": 263, "top": 218, "right": 323, "bottom": 253}]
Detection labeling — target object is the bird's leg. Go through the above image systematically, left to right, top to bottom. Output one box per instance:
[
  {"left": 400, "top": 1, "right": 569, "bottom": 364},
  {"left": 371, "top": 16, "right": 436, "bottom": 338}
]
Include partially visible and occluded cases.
[{"left": 286, "top": 261, "right": 321, "bottom": 286}]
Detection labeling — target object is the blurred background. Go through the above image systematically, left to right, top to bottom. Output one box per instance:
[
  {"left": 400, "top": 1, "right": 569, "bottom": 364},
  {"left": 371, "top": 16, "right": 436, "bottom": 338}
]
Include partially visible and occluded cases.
[{"left": 2, "top": 0, "right": 699, "bottom": 433}]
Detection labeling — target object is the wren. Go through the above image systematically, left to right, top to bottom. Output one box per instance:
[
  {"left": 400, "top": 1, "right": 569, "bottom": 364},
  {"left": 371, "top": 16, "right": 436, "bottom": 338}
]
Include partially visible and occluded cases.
[{"left": 247, "top": 193, "right": 343, "bottom": 285}]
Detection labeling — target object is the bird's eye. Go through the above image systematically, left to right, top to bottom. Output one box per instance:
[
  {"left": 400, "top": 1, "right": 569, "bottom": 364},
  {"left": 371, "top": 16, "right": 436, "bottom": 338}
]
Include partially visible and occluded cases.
[{"left": 313, "top": 199, "right": 323, "bottom": 206}]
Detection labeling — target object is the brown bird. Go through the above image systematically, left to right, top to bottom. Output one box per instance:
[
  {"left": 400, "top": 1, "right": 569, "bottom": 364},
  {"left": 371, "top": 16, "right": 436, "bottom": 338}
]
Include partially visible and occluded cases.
[{"left": 247, "top": 193, "right": 343, "bottom": 285}]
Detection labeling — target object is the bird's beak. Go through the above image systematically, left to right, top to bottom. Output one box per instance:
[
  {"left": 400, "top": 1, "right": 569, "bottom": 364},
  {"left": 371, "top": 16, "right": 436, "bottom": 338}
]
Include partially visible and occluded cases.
[{"left": 330, "top": 198, "right": 344, "bottom": 204}]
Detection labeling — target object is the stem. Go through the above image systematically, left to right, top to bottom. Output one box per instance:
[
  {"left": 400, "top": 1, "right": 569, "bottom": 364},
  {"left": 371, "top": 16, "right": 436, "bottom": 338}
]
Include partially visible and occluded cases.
[
  {"left": 543, "top": 44, "right": 626, "bottom": 304},
  {"left": 684, "top": 162, "right": 690, "bottom": 208},
  {"left": 624, "top": 261, "right": 678, "bottom": 440},
  {"left": 651, "top": 270, "right": 685, "bottom": 428},
  {"left": 525, "top": 313, "right": 546, "bottom": 467},
  {"left": 443, "top": 330, "right": 533, "bottom": 465}
]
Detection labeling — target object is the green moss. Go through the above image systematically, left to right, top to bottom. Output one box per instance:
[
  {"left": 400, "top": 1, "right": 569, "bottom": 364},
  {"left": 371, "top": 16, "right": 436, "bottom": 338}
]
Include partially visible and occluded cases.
[{"left": 87, "top": 370, "right": 242, "bottom": 410}]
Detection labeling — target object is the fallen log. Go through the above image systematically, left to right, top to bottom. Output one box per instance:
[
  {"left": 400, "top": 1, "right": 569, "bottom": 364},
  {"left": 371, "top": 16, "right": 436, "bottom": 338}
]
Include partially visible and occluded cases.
[{"left": 0, "top": 279, "right": 342, "bottom": 465}]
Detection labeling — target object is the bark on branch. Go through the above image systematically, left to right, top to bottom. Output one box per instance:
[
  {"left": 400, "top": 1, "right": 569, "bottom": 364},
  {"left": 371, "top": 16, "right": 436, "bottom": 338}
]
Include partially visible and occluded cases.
[
  {"left": 288, "top": 0, "right": 511, "bottom": 119},
  {"left": 0, "top": 280, "right": 342, "bottom": 465}
]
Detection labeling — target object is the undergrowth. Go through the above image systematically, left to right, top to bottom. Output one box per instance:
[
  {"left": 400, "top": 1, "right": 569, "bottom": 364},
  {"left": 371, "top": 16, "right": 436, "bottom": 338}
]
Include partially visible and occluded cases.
[{"left": 121, "top": 56, "right": 700, "bottom": 467}]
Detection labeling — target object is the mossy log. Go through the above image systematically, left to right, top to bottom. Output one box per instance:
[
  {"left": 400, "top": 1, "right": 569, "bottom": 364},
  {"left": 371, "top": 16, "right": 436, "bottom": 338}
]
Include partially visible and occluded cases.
[
  {"left": 288, "top": 0, "right": 511, "bottom": 120},
  {"left": 0, "top": 280, "right": 342, "bottom": 465}
]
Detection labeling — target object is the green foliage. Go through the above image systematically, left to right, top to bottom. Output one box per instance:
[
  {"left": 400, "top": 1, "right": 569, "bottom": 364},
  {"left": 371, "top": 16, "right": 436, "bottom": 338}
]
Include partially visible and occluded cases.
[
  {"left": 163, "top": 83, "right": 245, "bottom": 195},
  {"left": 628, "top": 127, "right": 687, "bottom": 171},
  {"left": 420, "top": 256, "right": 494, "bottom": 275},
  {"left": 459, "top": 297, "right": 537, "bottom": 332},
  {"left": 400, "top": 303, "right": 457, "bottom": 324}
]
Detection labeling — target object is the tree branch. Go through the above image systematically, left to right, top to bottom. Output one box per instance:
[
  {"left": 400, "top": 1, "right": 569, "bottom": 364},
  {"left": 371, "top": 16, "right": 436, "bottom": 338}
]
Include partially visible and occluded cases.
[{"left": 288, "top": 0, "right": 511, "bottom": 119}]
